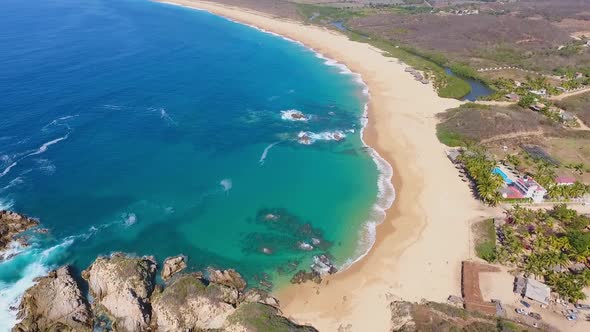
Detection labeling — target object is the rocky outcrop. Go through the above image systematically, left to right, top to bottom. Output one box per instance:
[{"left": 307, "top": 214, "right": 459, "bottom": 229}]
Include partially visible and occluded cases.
[
  {"left": 0, "top": 210, "right": 39, "bottom": 254},
  {"left": 15, "top": 253, "right": 317, "bottom": 332},
  {"left": 82, "top": 253, "right": 157, "bottom": 332},
  {"left": 161, "top": 255, "right": 186, "bottom": 281},
  {"left": 13, "top": 265, "right": 92, "bottom": 332},
  {"left": 207, "top": 268, "right": 247, "bottom": 291},
  {"left": 290, "top": 270, "right": 321, "bottom": 284},
  {"left": 151, "top": 273, "right": 236, "bottom": 331},
  {"left": 241, "top": 288, "right": 279, "bottom": 307},
  {"left": 390, "top": 301, "right": 416, "bottom": 332}
]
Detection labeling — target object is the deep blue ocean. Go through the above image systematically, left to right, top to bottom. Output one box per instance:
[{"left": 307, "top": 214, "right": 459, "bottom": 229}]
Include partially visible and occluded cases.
[{"left": 0, "top": 0, "right": 392, "bottom": 327}]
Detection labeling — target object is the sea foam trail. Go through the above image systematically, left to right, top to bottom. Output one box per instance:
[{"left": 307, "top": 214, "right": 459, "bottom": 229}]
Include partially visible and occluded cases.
[
  {"left": 177, "top": 6, "right": 396, "bottom": 273},
  {"left": 0, "top": 115, "right": 75, "bottom": 178},
  {"left": 0, "top": 133, "right": 70, "bottom": 178},
  {"left": 259, "top": 141, "right": 280, "bottom": 165},
  {"left": 0, "top": 177, "right": 24, "bottom": 193},
  {"left": 0, "top": 197, "right": 14, "bottom": 211},
  {"left": 0, "top": 239, "right": 74, "bottom": 329}
]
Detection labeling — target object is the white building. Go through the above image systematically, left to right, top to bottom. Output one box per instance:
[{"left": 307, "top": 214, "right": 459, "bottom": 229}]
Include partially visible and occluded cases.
[{"left": 514, "top": 177, "right": 546, "bottom": 203}]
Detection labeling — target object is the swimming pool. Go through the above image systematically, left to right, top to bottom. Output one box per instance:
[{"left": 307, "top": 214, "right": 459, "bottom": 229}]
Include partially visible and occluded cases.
[{"left": 493, "top": 167, "right": 513, "bottom": 184}]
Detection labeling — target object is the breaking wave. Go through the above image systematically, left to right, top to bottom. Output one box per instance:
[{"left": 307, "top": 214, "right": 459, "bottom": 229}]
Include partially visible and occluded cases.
[
  {"left": 280, "top": 109, "right": 309, "bottom": 122},
  {"left": 296, "top": 130, "right": 346, "bottom": 145},
  {"left": 0, "top": 238, "right": 74, "bottom": 329}
]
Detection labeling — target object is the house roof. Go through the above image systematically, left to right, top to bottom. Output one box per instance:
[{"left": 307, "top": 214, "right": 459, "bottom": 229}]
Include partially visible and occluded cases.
[
  {"left": 555, "top": 176, "right": 576, "bottom": 184},
  {"left": 506, "top": 185, "right": 524, "bottom": 198},
  {"left": 524, "top": 278, "right": 551, "bottom": 305}
]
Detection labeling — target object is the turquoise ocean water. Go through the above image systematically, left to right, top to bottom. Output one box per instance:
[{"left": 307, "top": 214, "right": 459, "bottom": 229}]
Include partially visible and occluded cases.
[{"left": 0, "top": 0, "right": 393, "bottom": 327}]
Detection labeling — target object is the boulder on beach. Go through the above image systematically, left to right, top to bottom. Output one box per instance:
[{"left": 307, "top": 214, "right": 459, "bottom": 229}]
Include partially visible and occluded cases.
[
  {"left": 82, "top": 253, "right": 157, "bottom": 332},
  {"left": 13, "top": 265, "right": 92, "bottom": 332}
]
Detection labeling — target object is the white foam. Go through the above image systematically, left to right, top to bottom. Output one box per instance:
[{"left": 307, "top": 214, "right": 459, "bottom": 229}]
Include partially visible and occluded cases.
[
  {"left": 339, "top": 102, "right": 396, "bottom": 272},
  {"left": 159, "top": 108, "right": 178, "bottom": 126},
  {"left": 280, "top": 109, "right": 309, "bottom": 122},
  {"left": 42, "top": 114, "right": 78, "bottom": 131},
  {"left": 297, "top": 130, "right": 346, "bottom": 145},
  {"left": 0, "top": 133, "right": 70, "bottom": 178},
  {"left": 29, "top": 134, "right": 69, "bottom": 156},
  {"left": 259, "top": 141, "right": 281, "bottom": 166},
  {"left": 0, "top": 162, "right": 17, "bottom": 178},
  {"left": 0, "top": 177, "right": 24, "bottom": 193},
  {"left": 220, "top": 178, "right": 232, "bottom": 192},
  {"left": 0, "top": 198, "right": 14, "bottom": 211},
  {"left": 122, "top": 213, "right": 137, "bottom": 227},
  {"left": 0, "top": 239, "right": 74, "bottom": 329},
  {"left": 0, "top": 241, "right": 25, "bottom": 262}
]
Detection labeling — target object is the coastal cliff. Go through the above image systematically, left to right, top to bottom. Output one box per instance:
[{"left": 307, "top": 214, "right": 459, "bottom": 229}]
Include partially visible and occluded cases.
[
  {"left": 0, "top": 210, "right": 39, "bottom": 255},
  {"left": 14, "top": 253, "right": 318, "bottom": 332},
  {"left": 82, "top": 254, "right": 157, "bottom": 331},
  {"left": 13, "top": 266, "right": 92, "bottom": 332}
]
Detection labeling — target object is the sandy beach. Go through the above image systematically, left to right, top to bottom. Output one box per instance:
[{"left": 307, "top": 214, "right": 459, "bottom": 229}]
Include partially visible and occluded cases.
[{"left": 157, "top": 0, "right": 492, "bottom": 330}]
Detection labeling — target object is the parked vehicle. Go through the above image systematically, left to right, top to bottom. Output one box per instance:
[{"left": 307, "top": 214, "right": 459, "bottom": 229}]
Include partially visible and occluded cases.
[
  {"left": 520, "top": 300, "right": 531, "bottom": 308},
  {"left": 574, "top": 303, "right": 590, "bottom": 310},
  {"left": 516, "top": 308, "right": 527, "bottom": 315},
  {"left": 566, "top": 308, "right": 578, "bottom": 315},
  {"left": 528, "top": 312, "right": 542, "bottom": 320},
  {"left": 566, "top": 314, "right": 578, "bottom": 321}
]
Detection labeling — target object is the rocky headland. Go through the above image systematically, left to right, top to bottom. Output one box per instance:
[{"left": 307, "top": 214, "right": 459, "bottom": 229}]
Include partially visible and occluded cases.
[
  {"left": 0, "top": 210, "right": 40, "bottom": 257},
  {"left": 13, "top": 252, "right": 318, "bottom": 332}
]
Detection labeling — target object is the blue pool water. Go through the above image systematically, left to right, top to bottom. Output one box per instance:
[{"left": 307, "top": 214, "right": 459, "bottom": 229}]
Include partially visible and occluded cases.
[{"left": 493, "top": 167, "right": 513, "bottom": 184}]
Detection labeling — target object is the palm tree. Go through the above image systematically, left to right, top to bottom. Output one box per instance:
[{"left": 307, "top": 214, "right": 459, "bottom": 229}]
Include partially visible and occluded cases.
[{"left": 574, "top": 163, "right": 585, "bottom": 175}]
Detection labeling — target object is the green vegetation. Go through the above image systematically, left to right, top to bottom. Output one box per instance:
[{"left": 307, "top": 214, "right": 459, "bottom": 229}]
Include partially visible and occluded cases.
[
  {"left": 295, "top": 3, "right": 481, "bottom": 100},
  {"left": 297, "top": 4, "right": 365, "bottom": 23},
  {"left": 437, "top": 75, "right": 472, "bottom": 99},
  {"left": 517, "top": 93, "right": 536, "bottom": 108},
  {"left": 436, "top": 127, "right": 470, "bottom": 147},
  {"left": 460, "top": 149, "right": 504, "bottom": 206},
  {"left": 528, "top": 161, "right": 590, "bottom": 200},
  {"left": 498, "top": 204, "right": 590, "bottom": 302},
  {"left": 474, "top": 219, "right": 497, "bottom": 263},
  {"left": 228, "top": 303, "right": 316, "bottom": 332}
]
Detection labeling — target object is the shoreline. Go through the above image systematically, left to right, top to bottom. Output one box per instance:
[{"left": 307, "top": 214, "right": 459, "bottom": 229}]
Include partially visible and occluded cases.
[{"left": 156, "top": 1, "right": 488, "bottom": 330}]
